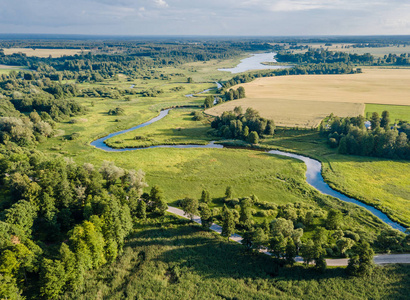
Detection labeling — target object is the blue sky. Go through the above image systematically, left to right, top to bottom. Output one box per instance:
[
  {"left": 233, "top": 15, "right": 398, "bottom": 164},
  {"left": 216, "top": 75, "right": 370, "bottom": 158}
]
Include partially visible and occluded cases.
[{"left": 0, "top": 0, "right": 409, "bottom": 36}]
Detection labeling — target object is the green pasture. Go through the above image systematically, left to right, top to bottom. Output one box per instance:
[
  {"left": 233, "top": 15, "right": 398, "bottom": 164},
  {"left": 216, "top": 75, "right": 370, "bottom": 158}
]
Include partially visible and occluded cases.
[
  {"left": 365, "top": 104, "right": 410, "bottom": 123},
  {"left": 105, "top": 108, "right": 218, "bottom": 148}
]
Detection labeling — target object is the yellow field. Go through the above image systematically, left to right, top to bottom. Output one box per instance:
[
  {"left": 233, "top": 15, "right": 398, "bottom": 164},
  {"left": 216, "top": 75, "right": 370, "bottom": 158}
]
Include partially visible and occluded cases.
[
  {"left": 3, "top": 48, "right": 89, "bottom": 58},
  {"left": 206, "top": 68, "right": 410, "bottom": 127}
]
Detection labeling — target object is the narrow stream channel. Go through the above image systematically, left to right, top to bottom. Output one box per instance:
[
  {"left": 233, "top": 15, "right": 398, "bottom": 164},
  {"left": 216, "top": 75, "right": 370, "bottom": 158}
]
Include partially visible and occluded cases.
[{"left": 91, "top": 108, "right": 407, "bottom": 233}]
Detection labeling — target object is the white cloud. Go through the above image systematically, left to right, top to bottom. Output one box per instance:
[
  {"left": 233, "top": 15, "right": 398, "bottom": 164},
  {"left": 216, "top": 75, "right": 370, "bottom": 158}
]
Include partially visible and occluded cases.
[{"left": 154, "top": 0, "right": 169, "bottom": 8}]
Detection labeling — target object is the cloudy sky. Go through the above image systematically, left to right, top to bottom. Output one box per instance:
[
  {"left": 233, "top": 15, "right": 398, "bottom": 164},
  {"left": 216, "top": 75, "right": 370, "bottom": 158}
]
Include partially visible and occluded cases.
[{"left": 0, "top": 0, "right": 409, "bottom": 36}]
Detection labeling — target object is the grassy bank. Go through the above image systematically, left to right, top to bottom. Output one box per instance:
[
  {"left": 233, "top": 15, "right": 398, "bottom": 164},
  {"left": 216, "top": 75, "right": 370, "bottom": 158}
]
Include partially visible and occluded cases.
[{"left": 263, "top": 130, "right": 410, "bottom": 228}]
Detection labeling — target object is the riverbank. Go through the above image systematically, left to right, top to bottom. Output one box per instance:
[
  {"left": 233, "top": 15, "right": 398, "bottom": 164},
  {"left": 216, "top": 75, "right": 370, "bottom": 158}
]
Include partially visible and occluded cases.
[{"left": 90, "top": 107, "right": 406, "bottom": 233}]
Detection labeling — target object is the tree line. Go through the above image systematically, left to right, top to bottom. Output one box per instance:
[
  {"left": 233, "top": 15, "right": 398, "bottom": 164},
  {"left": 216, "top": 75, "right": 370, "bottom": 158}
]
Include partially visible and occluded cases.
[
  {"left": 277, "top": 48, "right": 410, "bottom": 66},
  {"left": 276, "top": 49, "right": 374, "bottom": 64},
  {"left": 221, "top": 62, "right": 359, "bottom": 89},
  {"left": 203, "top": 86, "right": 245, "bottom": 109},
  {"left": 323, "top": 111, "right": 410, "bottom": 159}
]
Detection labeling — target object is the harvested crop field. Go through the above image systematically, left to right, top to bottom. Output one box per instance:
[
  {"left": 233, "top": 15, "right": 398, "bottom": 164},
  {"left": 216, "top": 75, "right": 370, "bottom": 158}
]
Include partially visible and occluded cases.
[
  {"left": 3, "top": 48, "right": 89, "bottom": 57},
  {"left": 206, "top": 68, "right": 410, "bottom": 127}
]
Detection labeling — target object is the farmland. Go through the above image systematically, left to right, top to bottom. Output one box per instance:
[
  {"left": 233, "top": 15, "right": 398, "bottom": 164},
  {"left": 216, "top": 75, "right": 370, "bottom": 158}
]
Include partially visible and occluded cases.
[
  {"left": 2, "top": 47, "right": 90, "bottom": 57},
  {"left": 0, "top": 64, "right": 28, "bottom": 74},
  {"left": 206, "top": 68, "right": 410, "bottom": 127}
]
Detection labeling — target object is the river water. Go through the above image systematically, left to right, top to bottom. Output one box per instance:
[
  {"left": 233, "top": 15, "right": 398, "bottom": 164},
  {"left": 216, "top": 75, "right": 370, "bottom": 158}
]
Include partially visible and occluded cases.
[
  {"left": 218, "top": 52, "right": 290, "bottom": 74},
  {"left": 90, "top": 108, "right": 406, "bottom": 232}
]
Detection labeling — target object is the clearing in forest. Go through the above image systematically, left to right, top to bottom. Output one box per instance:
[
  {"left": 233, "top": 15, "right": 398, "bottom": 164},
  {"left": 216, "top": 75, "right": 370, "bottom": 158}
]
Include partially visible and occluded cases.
[
  {"left": 3, "top": 48, "right": 89, "bottom": 58},
  {"left": 206, "top": 68, "right": 410, "bottom": 127}
]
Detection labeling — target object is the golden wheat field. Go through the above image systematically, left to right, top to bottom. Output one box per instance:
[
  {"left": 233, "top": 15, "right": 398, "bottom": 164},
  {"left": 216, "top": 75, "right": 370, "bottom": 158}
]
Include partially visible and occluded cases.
[
  {"left": 3, "top": 48, "right": 89, "bottom": 58},
  {"left": 206, "top": 68, "right": 410, "bottom": 127}
]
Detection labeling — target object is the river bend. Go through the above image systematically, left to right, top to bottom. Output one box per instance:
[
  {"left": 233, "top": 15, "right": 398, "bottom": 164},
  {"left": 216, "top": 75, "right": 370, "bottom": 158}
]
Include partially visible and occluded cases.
[{"left": 90, "top": 109, "right": 406, "bottom": 233}]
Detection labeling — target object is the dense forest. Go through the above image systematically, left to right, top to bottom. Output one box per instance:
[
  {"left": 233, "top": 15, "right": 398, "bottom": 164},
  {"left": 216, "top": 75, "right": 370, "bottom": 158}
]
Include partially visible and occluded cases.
[
  {"left": 0, "top": 41, "right": 274, "bottom": 80},
  {"left": 276, "top": 48, "right": 410, "bottom": 66}
]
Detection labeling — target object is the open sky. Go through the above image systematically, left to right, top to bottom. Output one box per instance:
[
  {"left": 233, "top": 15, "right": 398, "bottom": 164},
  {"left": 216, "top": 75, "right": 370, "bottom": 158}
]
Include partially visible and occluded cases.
[{"left": 0, "top": 0, "right": 409, "bottom": 36}]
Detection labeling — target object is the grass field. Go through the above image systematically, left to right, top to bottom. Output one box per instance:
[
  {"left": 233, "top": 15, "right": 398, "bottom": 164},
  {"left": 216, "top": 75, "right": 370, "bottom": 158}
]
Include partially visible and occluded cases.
[
  {"left": 2, "top": 48, "right": 90, "bottom": 57},
  {"left": 206, "top": 68, "right": 410, "bottom": 127},
  {"left": 365, "top": 104, "right": 410, "bottom": 123},
  {"left": 105, "top": 108, "right": 219, "bottom": 148},
  {"left": 64, "top": 216, "right": 410, "bottom": 300}
]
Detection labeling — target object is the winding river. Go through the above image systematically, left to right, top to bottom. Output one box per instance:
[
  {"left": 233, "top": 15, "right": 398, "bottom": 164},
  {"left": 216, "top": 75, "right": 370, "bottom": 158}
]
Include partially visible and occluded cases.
[
  {"left": 218, "top": 52, "right": 290, "bottom": 74},
  {"left": 91, "top": 108, "right": 406, "bottom": 233}
]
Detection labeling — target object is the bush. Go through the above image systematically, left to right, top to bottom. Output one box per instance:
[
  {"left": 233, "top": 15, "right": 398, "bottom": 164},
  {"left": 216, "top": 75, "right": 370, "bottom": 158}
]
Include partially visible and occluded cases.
[
  {"left": 192, "top": 111, "right": 204, "bottom": 121},
  {"left": 69, "top": 132, "right": 80, "bottom": 140}
]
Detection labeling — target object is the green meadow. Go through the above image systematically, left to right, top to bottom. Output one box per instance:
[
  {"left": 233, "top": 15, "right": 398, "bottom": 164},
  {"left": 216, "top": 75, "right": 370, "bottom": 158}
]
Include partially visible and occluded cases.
[
  {"left": 36, "top": 59, "right": 410, "bottom": 230},
  {"left": 365, "top": 104, "right": 410, "bottom": 124},
  {"left": 105, "top": 108, "right": 218, "bottom": 148}
]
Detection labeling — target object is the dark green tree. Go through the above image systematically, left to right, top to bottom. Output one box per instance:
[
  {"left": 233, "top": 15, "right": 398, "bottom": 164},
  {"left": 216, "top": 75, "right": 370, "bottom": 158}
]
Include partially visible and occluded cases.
[
  {"left": 204, "top": 96, "right": 214, "bottom": 108},
  {"left": 380, "top": 110, "right": 390, "bottom": 130},
  {"left": 370, "top": 112, "right": 380, "bottom": 130},
  {"left": 248, "top": 131, "right": 259, "bottom": 144},
  {"left": 150, "top": 185, "right": 168, "bottom": 215},
  {"left": 225, "top": 186, "right": 233, "bottom": 200},
  {"left": 200, "top": 189, "right": 210, "bottom": 204},
  {"left": 180, "top": 197, "right": 199, "bottom": 221},
  {"left": 239, "top": 198, "right": 253, "bottom": 229},
  {"left": 136, "top": 200, "right": 147, "bottom": 219},
  {"left": 199, "top": 203, "right": 213, "bottom": 230},
  {"left": 221, "top": 205, "right": 235, "bottom": 241},
  {"left": 326, "top": 209, "right": 343, "bottom": 230},
  {"left": 269, "top": 233, "right": 287, "bottom": 258},
  {"left": 285, "top": 238, "right": 297, "bottom": 265},
  {"left": 346, "top": 242, "right": 374, "bottom": 276},
  {"left": 40, "top": 258, "right": 67, "bottom": 299}
]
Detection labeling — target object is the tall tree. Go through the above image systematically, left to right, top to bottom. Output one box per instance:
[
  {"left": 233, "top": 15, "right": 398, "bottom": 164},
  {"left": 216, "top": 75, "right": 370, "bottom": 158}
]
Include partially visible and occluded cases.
[
  {"left": 204, "top": 96, "right": 214, "bottom": 108},
  {"left": 380, "top": 110, "right": 390, "bottom": 130},
  {"left": 370, "top": 112, "right": 380, "bottom": 130},
  {"left": 248, "top": 131, "right": 259, "bottom": 144},
  {"left": 150, "top": 185, "right": 168, "bottom": 215},
  {"left": 224, "top": 186, "right": 233, "bottom": 200},
  {"left": 200, "top": 189, "right": 210, "bottom": 204},
  {"left": 180, "top": 197, "right": 199, "bottom": 221},
  {"left": 239, "top": 198, "right": 253, "bottom": 229},
  {"left": 136, "top": 200, "right": 147, "bottom": 219},
  {"left": 199, "top": 203, "right": 213, "bottom": 230},
  {"left": 221, "top": 205, "right": 235, "bottom": 241},
  {"left": 326, "top": 209, "right": 343, "bottom": 230},
  {"left": 285, "top": 238, "right": 297, "bottom": 265},
  {"left": 346, "top": 242, "right": 374, "bottom": 276},
  {"left": 40, "top": 258, "right": 67, "bottom": 299}
]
